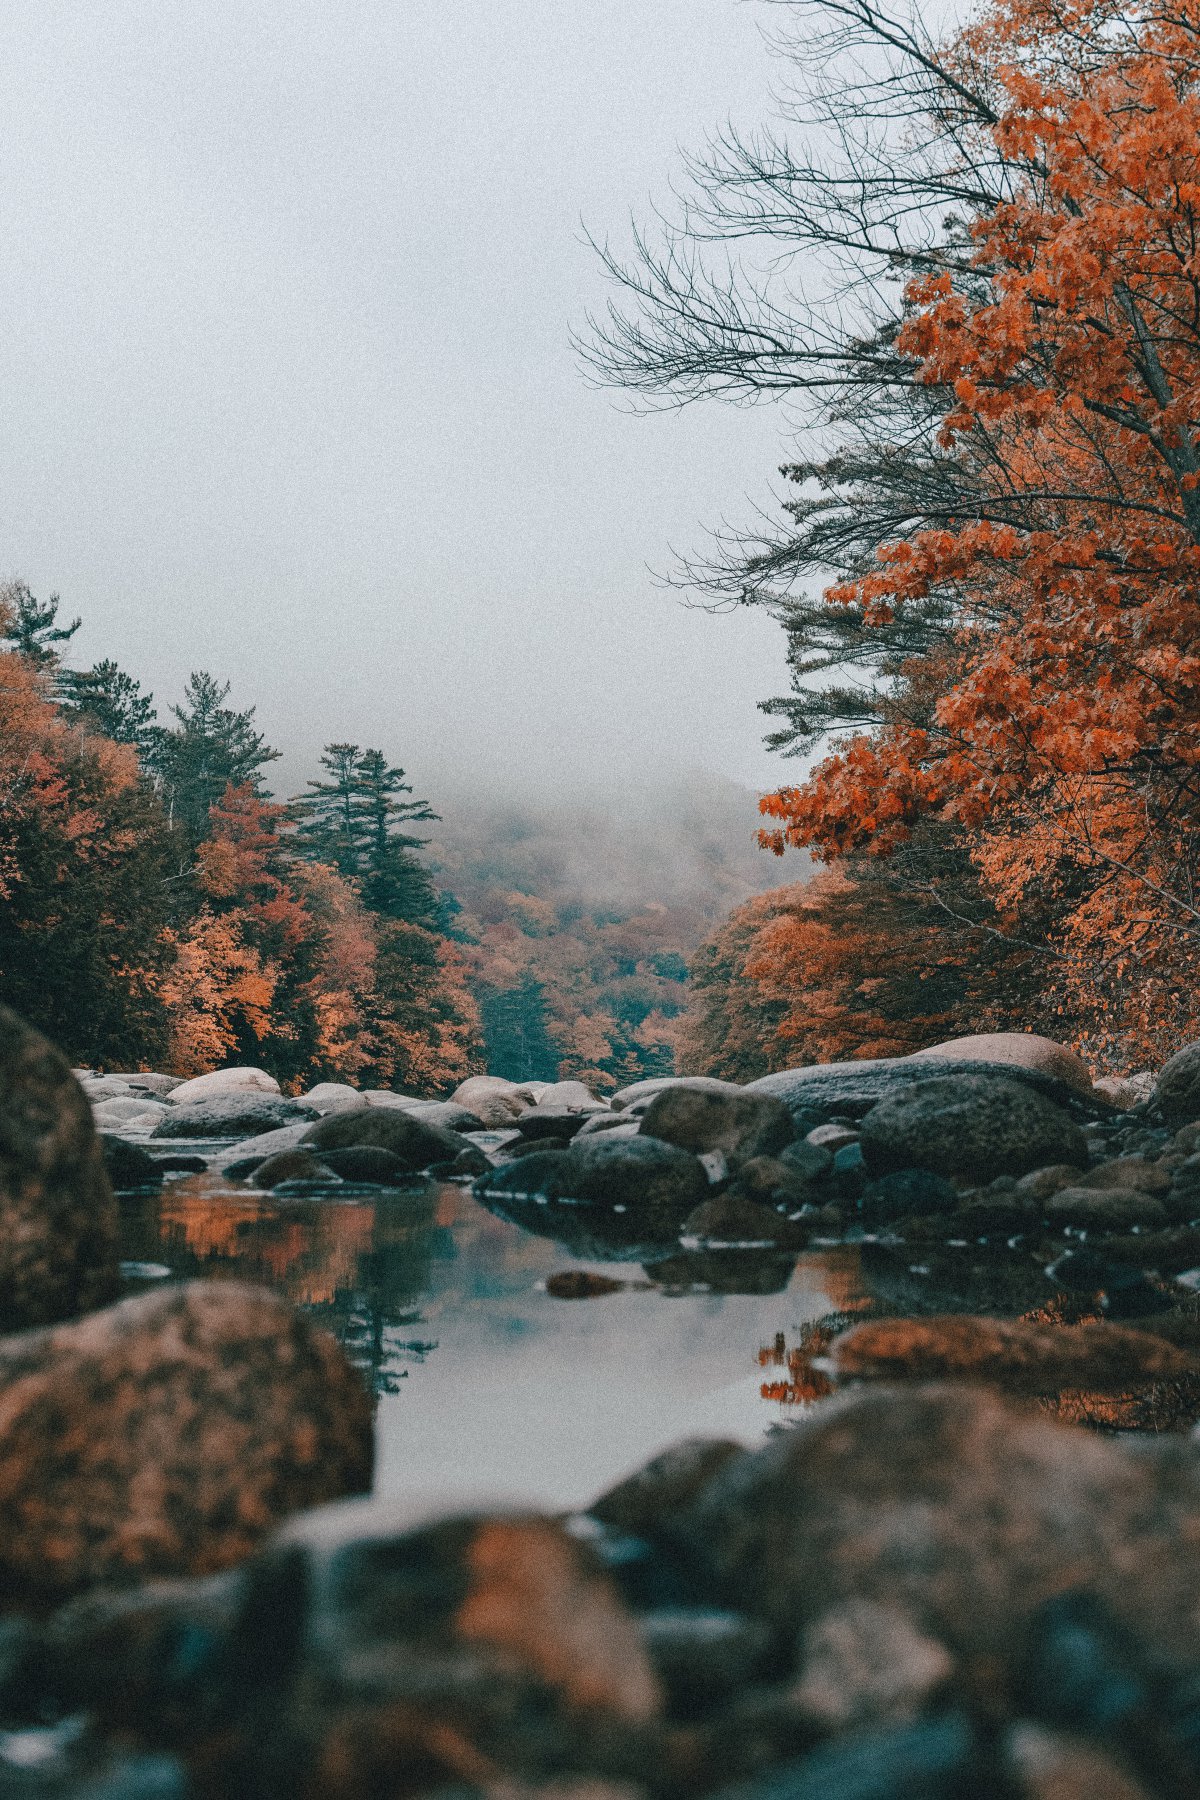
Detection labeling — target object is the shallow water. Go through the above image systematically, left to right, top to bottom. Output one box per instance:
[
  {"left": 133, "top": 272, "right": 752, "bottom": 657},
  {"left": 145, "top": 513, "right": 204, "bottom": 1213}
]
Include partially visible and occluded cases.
[{"left": 118, "top": 1170, "right": 870, "bottom": 1510}]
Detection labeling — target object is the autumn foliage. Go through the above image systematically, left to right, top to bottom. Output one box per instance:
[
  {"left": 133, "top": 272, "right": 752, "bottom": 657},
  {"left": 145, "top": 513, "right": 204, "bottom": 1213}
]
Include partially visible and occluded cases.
[{"left": 752, "top": 0, "right": 1200, "bottom": 1064}]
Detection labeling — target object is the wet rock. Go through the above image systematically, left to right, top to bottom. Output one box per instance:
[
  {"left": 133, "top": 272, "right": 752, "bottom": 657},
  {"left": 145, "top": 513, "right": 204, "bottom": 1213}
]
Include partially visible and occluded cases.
[
  {"left": 0, "top": 1006, "right": 118, "bottom": 1330},
  {"left": 910, "top": 1032, "right": 1094, "bottom": 1097},
  {"left": 1154, "top": 1042, "right": 1200, "bottom": 1128},
  {"left": 748, "top": 1056, "right": 1092, "bottom": 1127},
  {"left": 166, "top": 1067, "right": 282, "bottom": 1105},
  {"left": 449, "top": 1075, "right": 531, "bottom": 1127},
  {"left": 860, "top": 1075, "right": 1088, "bottom": 1184},
  {"left": 637, "top": 1087, "right": 794, "bottom": 1167},
  {"left": 151, "top": 1095, "right": 310, "bottom": 1140},
  {"left": 405, "top": 1100, "right": 487, "bottom": 1133},
  {"left": 303, "top": 1106, "right": 471, "bottom": 1174},
  {"left": 516, "top": 1109, "right": 595, "bottom": 1142},
  {"left": 574, "top": 1113, "right": 643, "bottom": 1140},
  {"left": 215, "top": 1122, "right": 313, "bottom": 1173},
  {"left": 807, "top": 1123, "right": 861, "bottom": 1153},
  {"left": 507, "top": 1134, "right": 573, "bottom": 1158},
  {"left": 99, "top": 1135, "right": 164, "bottom": 1193},
  {"left": 565, "top": 1136, "right": 709, "bottom": 1220},
  {"left": 778, "top": 1140, "right": 834, "bottom": 1182},
  {"left": 443, "top": 1143, "right": 492, "bottom": 1179},
  {"left": 312, "top": 1145, "right": 408, "bottom": 1184},
  {"left": 250, "top": 1150, "right": 333, "bottom": 1189},
  {"left": 150, "top": 1154, "right": 208, "bottom": 1175},
  {"left": 725, "top": 1156, "right": 818, "bottom": 1208},
  {"left": 858, "top": 1168, "right": 958, "bottom": 1225},
  {"left": 1044, "top": 1188, "right": 1168, "bottom": 1232},
  {"left": 682, "top": 1195, "right": 798, "bottom": 1247},
  {"left": 546, "top": 1271, "right": 627, "bottom": 1299},
  {"left": 0, "top": 1281, "right": 372, "bottom": 1605},
  {"left": 829, "top": 1315, "right": 1197, "bottom": 1394},
  {"left": 665, "top": 1383, "right": 1200, "bottom": 1664},
  {"left": 591, "top": 1438, "right": 745, "bottom": 1539},
  {"left": 791, "top": 1599, "right": 954, "bottom": 1732},
  {"left": 639, "top": 1608, "right": 771, "bottom": 1712}
]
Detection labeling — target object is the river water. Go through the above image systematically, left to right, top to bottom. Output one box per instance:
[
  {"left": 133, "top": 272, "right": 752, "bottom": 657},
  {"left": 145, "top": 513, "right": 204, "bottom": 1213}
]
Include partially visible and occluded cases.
[{"left": 117, "top": 1169, "right": 871, "bottom": 1511}]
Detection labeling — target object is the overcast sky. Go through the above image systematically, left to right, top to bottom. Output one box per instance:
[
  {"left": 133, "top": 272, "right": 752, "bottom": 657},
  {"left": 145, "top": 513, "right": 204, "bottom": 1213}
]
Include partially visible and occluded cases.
[{"left": 1, "top": 1, "right": 798, "bottom": 803}]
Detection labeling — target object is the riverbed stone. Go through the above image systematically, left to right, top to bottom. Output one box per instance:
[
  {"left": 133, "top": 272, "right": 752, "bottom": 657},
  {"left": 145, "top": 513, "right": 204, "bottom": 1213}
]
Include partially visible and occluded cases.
[
  {"left": 0, "top": 1006, "right": 118, "bottom": 1331},
  {"left": 909, "top": 1032, "right": 1094, "bottom": 1096},
  {"left": 1155, "top": 1043, "right": 1200, "bottom": 1127},
  {"left": 748, "top": 1057, "right": 1092, "bottom": 1126},
  {"left": 166, "top": 1067, "right": 282, "bottom": 1105},
  {"left": 451, "top": 1074, "right": 542, "bottom": 1126},
  {"left": 859, "top": 1074, "right": 1088, "bottom": 1183},
  {"left": 610, "top": 1075, "right": 746, "bottom": 1112},
  {"left": 528, "top": 1080, "right": 606, "bottom": 1113},
  {"left": 301, "top": 1082, "right": 363, "bottom": 1113},
  {"left": 637, "top": 1085, "right": 794, "bottom": 1166},
  {"left": 151, "top": 1094, "right": 310, "bottom": 1140},
  {"left": 92, "top": 1096, "right": 169, "bottom": 1132},
  {"left": 406, "top": 1100, "right": 486, "bottom": 1133},
  {"left": 303, "top": 1106, "right": 470, "bottom": 1173},
  {"left": 215, "top": 1122, "right": 313, "bottom": 1173},
  {"left": 99, "top": 1135, "right": 164, "bottom": 1194},
  {"left": 564, "top": 1135, "right": 709, "bottom": 1218},
  {"left": 317, "top": 1145, "right": 410, "bottom": 1184},
  {"left": 250, "top": 1150, "right": 332, "bottom": 1189},
  {"left": 859, "top": 1167, "right": 958, "bottom": 1225},
  {"left": 1044, "top": 1187, "right": 1168, "bottom": 1232},
  {"left": 682, "top": 1195, "right": 796, "bottom": 1246},
  {"left": 0, "top": 1281, "right": 373, "bottom": 1606},
  {"left": 828, "top": 1315, "right": 1197, "bottom": 1394},
  {"left": 664, "top": 1383, "right": 1200, "bottom": 1668}
]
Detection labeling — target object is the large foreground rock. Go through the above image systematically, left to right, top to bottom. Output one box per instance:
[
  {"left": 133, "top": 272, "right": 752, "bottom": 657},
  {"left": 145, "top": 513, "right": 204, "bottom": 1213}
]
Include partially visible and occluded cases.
[
  {"left": 0, "top": 1005, "right": 118, "bottom": 1330},
  {"left": 859, "top": 1073, "right": 1088, "bottom": 1182},
  {"left": 637, "top": 1084, "right": 794, "bottom": 1165},
  {"left": 0, "top": 1281, "right": 372, "bottom": 1606}
]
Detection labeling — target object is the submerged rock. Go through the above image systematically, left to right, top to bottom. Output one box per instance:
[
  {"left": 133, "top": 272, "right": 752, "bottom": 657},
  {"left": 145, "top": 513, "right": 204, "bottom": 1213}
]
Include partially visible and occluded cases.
[
  {"left": 0, "top": 1005, "right": 118, "bottom": 1330},
  {"left": 860, "top": 1074, "right": 1088, "bottom": 1183},
  {"left": 99, "top": 1135, "right": 164, "bottom": 1193},
  {"left": 316, "top": 1145, "right": 410, "bottom": 1184},
  {"left": 250, "top": 1149, "right": 333, "bottom": 1189},
  {"left": 0, "top": 1281, "right": 372, "bottom": 1606},
  {"left": 828, "top": 1315, "right": 1198, "bottom": 1394}
]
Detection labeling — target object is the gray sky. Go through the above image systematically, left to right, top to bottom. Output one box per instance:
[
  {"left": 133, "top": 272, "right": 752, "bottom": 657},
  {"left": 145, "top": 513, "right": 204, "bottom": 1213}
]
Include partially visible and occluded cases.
[{"left": 1, "top": 1, "right": 796, "bottom": 804}]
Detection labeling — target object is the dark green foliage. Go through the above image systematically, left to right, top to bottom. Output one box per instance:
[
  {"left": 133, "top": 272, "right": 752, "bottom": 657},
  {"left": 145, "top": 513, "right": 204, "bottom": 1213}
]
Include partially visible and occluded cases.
[
  {"left": 0, "top": 582, "right": 80, "bottom": 671},
  {"left": 61, "top": 661, "right": 161, "bottom": 758},
  {"left": 149, "top": 672, "right": 279, "bottom": 847},
  {"left": 293, "top": 742, "right": 439, "bottom": 926},
  {"left": 479, "top": 975, "right": 560, "bottom": 1083}
]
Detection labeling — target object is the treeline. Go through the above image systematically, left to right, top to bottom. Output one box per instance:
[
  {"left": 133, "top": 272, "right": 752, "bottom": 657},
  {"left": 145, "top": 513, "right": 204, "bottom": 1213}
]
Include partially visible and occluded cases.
[
  {"left": 587, "top": 0, "right": 1200, "bottom": 1074},
  {"left": 0, "top": 580, "right": 481, "bottom": 1089}
]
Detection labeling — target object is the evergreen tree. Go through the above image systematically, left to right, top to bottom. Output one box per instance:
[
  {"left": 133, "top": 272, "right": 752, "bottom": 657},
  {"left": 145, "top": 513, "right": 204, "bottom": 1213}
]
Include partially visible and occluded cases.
[
  {"left": 0, "top": 581, "right": 80, "bottom": 672},
  {"left": 61, "top": 660, "right": 161, "bottom": 759},
  {"left": 151, "top": 672, "right": 279, "bottom": 846},
  {"left": 293, "top": 742, "right": 439, "bottom": 925},
  {"left": 479, "top": 975, "right": 559, "bottom": 1083}
]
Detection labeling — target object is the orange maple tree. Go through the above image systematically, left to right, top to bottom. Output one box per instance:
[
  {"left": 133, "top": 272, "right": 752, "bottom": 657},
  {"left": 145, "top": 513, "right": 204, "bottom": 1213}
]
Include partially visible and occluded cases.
[{"left": 753, "top": 0, "right": 1200, "bottom": 1063}]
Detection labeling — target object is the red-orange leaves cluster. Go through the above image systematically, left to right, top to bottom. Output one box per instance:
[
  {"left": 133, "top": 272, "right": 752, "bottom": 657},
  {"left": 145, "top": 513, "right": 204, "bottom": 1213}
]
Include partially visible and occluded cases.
[{"left": 763, "top": 0, "right": 1200, "bottom": 1061}]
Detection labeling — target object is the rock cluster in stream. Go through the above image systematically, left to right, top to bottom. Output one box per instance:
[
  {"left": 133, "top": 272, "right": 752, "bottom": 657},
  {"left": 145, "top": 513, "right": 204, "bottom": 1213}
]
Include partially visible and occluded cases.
[{"left": 11, "top": 1024, "right": 1200, "bottom": 1791}]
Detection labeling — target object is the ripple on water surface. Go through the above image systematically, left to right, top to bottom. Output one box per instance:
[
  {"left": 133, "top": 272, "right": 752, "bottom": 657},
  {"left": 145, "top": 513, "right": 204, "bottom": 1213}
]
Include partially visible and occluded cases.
[{"left": 117, "top": 1172, "right": 869, "bottom": 1510}]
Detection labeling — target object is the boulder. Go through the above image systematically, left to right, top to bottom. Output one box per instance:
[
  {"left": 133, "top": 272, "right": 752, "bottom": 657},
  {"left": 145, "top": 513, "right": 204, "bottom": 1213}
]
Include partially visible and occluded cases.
[
  {"left": 0, "top": 1006, "right": 119, "bottom": 1330},
  {"left": 909, "top": 1032, "right": 1094, "bottom": 1096},
  {"left": 1154, "top": 1043, "right": 1200, "bottom": 1128},
  {"left": 748, "top": 1056, "right": 1093, "bottom": 1125},
  {"left": 165, "top": 1067, "right": 282, "bottom": 1105},
  {"left": 1093, "top": 1071, "right": 1156, "bottom": 1111},
  {"left": 123, "top": 1073, "right": 182, "bottom": 1098},
  {"left": 859, "top": 1074, "right": 1088, "bottom": 1183},
  {"left": 609, "top": 1075, "right": 745, "bottom": 1113},
  {"left": 78, "top": 1076, "right": 134, "bottom": 1102},
  {"left": 450, "top": 1076, "right": 531, "bottom": 1127},
  {"left": 528, "top": 1080, "right": 606, "bottom": 1113},
  {"left": 301, "top": 1082, "right": 364, "bottom": 1114},
  {"left": 637, "top": 1086, "right": 794, "bottom": 1165},
  {"left": 151, "top": 1095, "right": 312, "bottom": 1140},
  {"left": 91, "top": 1096, "right": 169, "bottom": 1131},
  {"left": 404, "top": 1100, "right": 487, "bottom": 1133},
  {"left": 303, "top": 1106, "right": 471, "bottom": 1174},
  {"left": 514, "top": 1108, "right": 595, "bottom": 1142},
  {"left": 215, "top": 1122, "right": 314, "bottom": 1173},
  {"left": 480, "top": 1134, "right": 708, "bottom": 1230},
  {"left": 99, "top": 1135, "right": 164, "bottom": 1194},
  {"left": 317, "top": 1145, "right": 411, "bottom": 1184},
  {"left": 250, "top": 1150, "right": 332, "bottom": 1189},
  {"left": 858, "top": 1167, "right": 959, "bottom": 1225},
  {"left": 681, "top": 1195, "right": 795, "bottom": 1246},
  {"left": 0, "top": 1281, "right": 372, "bottom": 1605},
  {"left": 828, "top": 1315, "right": 1197, "bottom": 1394},
  {"left": 663, "top": 1383, "right": 1200, "bottom": 1666}
]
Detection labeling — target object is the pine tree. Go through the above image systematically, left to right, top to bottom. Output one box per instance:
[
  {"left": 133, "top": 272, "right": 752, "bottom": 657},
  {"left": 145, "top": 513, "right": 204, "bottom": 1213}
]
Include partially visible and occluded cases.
[
  {"left": 0, "top": 581, "right": 80, "bottom": 672},
  {"left": 61, "top": 661, "right": 161, "bottom": 759},
  {"left": 151, "top": 672, "right": 279, "bottom": 846},
  {"left": 293, "top": 743, "right": 439, "bottom": 925}
]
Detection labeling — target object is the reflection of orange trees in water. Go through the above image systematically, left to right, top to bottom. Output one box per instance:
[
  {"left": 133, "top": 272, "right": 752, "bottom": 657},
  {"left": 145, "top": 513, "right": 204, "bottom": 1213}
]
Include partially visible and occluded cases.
[
  {"left": 158, "top": 1193, "right": 376, "bottom": 1307},
  {"left": 759, "top": 1322, "right": 840, "bottom": 1407}
]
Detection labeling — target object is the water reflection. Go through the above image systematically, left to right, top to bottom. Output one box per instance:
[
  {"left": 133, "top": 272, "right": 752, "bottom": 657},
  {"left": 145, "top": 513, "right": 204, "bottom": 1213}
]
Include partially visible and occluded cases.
[{"left": 118, "top": 1175, "right": 870, "bottom": 1508}]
